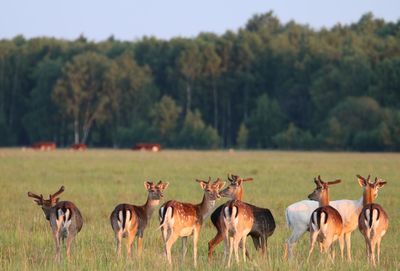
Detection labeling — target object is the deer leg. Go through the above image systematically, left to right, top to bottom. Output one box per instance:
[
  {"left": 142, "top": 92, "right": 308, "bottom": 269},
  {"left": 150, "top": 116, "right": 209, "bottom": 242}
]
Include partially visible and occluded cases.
[
  {"left": 193, "top": 226, "right": 200, "bottom": 267},
  {"left": 287, "top": 228, "right": 306, "bottom": 260},
  {"left": 208, "top": 229, "right": 224, "bottom": 262},
  {"left": 53, "top": 230, "right": 61, "bottom": 262},
  {"left": 115, "top": 230, "right": 123, "bottom": 257},
  {"left": 126, "top": 230, "right": 136, "bottom": 258},
  {"left": 307, "top": 230, "right": 318, "bottom": 262},
  {"left": 345, "top": 232, "right": 352, "bottom": 261},
  {"left": 165, "top": 233, "right": 178, "bottom": 265},
  {"left": 66, "top": 234, "right": 74, "bottom": 261},
  {"left": 338, "top": 234, "right": 344, "bottom": 260},
  {"left": 137, "top": 236, "right": 143, "bottom": 257},
  {"left": 182, "top": 236, "right": 188, "bottom": 260},
  {"left": 227, "top": 236, "right": 234, "bottom": 267},
  {"left": 233, "top": 236, "right": 241, "bottom": 265},
  {"left": 242, "top": 236, "right": 247, "bottom": 263},
  {"left": 376, "top": 236, "right": 382, "bottom": 265},
  {"left": 370, "top": 238, "right": 377, "bottom": 267}
]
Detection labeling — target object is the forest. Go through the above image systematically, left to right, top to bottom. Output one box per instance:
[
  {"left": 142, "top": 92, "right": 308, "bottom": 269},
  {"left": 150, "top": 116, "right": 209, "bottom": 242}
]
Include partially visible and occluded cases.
[{"left": 0, "top": 12, "right": 399, "bottom": 150}]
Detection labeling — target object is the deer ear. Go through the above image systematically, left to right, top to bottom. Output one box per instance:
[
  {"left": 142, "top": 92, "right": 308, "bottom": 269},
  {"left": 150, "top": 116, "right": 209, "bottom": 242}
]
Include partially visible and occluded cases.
[
  {"left": 357, "top": 175, "right": 366, "bottom": 187},
  {"left": 144, "top": 181, "right": 152, "bottom": 190},
  {"left": 198, "top": 181, "right": 207, "bottom": 190},
  {"left": 216, "top": 181, "right": 226, "bottom": 190},
  {"left": 377, "top": 181, "right": 387, "bottom": 189},
  {"left": 162, "top": 182, "right": 169, "bottom": 190}
]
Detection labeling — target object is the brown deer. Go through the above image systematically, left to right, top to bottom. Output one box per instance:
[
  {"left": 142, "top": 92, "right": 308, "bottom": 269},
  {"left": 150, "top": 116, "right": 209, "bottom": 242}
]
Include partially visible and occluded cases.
[
  {"left": 208, "top": 174, "right": 275, "bottom": 261},
  {"left": 357, "top": 174, "right": 388, "bottom": 266},
  {"left": 307, "top": 176, "right": 343, "bottom": 262},
  {"left": 159, "top": 177, "right": 225, "bottom": 267},
  {"left": 110, "top": 180, "right": 169, "bottom": 257},
  {"left": 27, "top": 186, "right": 83, "bottom": 262},
  {"left": 223, "top": 199, "right": 254, "bottom": 267}
]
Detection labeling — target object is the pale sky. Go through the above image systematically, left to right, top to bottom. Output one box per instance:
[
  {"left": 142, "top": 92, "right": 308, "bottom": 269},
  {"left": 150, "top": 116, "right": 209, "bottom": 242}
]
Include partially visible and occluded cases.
[{"left": 1, "top": 0, "right": 399, "bottom": 41}]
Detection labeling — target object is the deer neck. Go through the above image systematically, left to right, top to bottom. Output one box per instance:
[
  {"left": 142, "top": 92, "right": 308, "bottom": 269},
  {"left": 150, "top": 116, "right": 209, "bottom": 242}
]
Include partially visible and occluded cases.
[
  {"left": 234, "top": 188, "right": 243, "bottom": 201},
  {"left": 363, "top": 189, "right": 374, "bottom": 206},
  {"left": 319, "top": 190, "right": 330, "bottom": 207},
  {"left": 198, "top": 194, "right": 216, "bottom": 220},
  {"left": 143, "top": 197, "right": 160, "bottom": 220}
]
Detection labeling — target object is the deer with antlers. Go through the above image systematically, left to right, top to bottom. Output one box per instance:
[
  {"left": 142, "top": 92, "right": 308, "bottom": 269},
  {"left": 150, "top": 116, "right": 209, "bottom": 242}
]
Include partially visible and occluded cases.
[
  {"left": 208, "top": 174, "right": 275, "bottom": 262},
  {"left": 357, "top": 175, "right": 388, "bottom": 266},
  {"left": 307, "top": 176, "right": 343, "bottom": 261},
  {"left": 159, "top": 177, "right": 225, "bottom": 267},
  {"left": 110, "top": 180, "right": 169, "bottom": 257},
  {"left": 27, "top": 186, "right": 83, "bottom": 262}
]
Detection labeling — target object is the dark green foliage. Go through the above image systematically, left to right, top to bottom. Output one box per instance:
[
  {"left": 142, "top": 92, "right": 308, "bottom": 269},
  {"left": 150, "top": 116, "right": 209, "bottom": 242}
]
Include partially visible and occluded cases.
[{"left": 1, "top": 12, "right": 400, "bottom": 150}]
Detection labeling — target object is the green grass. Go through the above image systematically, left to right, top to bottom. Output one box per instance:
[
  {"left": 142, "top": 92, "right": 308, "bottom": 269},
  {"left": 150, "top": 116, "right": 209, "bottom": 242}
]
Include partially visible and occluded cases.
[{"left": 0, "top": 149, "right": 399, "bottom": 270}]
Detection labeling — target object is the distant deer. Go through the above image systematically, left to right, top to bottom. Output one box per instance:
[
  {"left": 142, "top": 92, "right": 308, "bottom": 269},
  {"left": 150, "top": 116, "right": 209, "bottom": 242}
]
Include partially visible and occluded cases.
[
  {"left": 208, "top": 174, "right": 275, "bottom": 261},
  {"left": 285, "top": 175, "right": 383, "bottom": 261},
  {"left": 357, "top": 175, "right": 388, "bottom": 266},
  {"left": 307, "top": 176, "right": 343, "bottom": 261},
  {"left": 159, "top": 177, "right": 225, "bottom": 267},
  {"left": 110, "top": 181, "right": 169, "bottom": 257},
  {"left": 27, "top": 186, "right": 83, "bottom": 262}
]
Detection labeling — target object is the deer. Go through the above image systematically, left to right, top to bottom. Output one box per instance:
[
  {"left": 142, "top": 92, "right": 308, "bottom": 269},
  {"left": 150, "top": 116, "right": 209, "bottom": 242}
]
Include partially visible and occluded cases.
[
  {"left": 208, "top": 174, "right": 275, "bottom": 261},
  {"left": 285, "top": 174, "right": 384, "bottom": 261},
  {"left": 357, "top": 174, "right": 388, "bottom": 266},
  {"left": 307, "top": 176, "right": 343, "bottom": 262},
  {"left": 158, "top": 177, "right": 225, "bottom": 267},
  {"left": 110, "top": 180, "right": 169, "bottom": 257},
  {"left": 27, "top": 186, "right": 83, "bottom": 262},
  {"left": 223, "top": 199, "right": 254, "bottom": 267}
]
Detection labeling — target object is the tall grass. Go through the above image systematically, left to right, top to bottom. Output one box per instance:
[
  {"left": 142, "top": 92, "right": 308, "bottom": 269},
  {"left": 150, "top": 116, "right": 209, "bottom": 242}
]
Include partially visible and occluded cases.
[{"left": 0, "top": 149, "right": 399, "bottom": 270}]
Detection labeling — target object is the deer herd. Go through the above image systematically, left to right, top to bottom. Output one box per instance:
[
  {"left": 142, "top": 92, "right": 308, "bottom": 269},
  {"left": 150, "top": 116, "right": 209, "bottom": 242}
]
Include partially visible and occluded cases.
[{"left": 27, "top": 174, "right": 388, "bottom": 267}]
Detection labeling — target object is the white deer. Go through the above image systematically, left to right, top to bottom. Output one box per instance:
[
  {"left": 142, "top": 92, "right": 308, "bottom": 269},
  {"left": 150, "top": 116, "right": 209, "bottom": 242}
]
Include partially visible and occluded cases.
[{"left": 285, "top": 174, "right": 382, "bottom": 261}]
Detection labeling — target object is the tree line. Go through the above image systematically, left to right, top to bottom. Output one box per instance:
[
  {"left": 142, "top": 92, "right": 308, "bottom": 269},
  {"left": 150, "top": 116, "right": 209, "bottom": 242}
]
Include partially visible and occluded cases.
[{"left": 1, "top": 12, "right": 400, "bottom": 150}]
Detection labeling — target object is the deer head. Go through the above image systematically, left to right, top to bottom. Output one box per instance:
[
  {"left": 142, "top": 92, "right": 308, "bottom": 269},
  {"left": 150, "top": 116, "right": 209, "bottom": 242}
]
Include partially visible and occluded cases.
[
  {"left": 219, "top": 174, "right": 253, "bottom": 200},
  {"left": 357, "top": 174, "right": 386, "bottom": 205},
  {"left": 307, "top": 176, "right": 341, "bottom": 205},
  {"left": 196, "top": 177, "right": 226, "bottom": 201},
  {"left": 144, "top": 180, "right": 169, "bottom": 200},
  {"left": 27, "top": 186, "right": 65, "bottom": 220}
]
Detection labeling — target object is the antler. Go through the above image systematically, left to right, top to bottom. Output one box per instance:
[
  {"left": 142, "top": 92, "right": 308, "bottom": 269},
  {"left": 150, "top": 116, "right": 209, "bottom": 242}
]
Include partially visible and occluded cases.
[
  {"left": 242, "top": 177, "right": 253, "bottom": 182},
  {"left": 327, "top": 179, "right": 341, "bottom": 185},
  {"left": 50, "top": 186, "right": 65, "bottom": 200},
  {"left": 27, "top": 191, "right": 44, "bottom": 205}
]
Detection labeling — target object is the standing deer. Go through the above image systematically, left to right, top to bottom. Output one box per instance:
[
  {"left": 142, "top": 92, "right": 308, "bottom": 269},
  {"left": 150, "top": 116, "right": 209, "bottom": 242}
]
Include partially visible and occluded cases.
[
  {"left": 208, "top": 174, "right": 275, "bottom": 261},
  {"left": 285, "top": 175, "right": 383, "bottom": 261},
  {"left": 357, "top": 175, "right": 388, "bottom": 266},
  {"left": 307, "top": 176, "right": 343, "bottom": 262},
  {"left": 159, "top": 177, "right": 225, "bottom": 267},
  {"left": 110, "top": 180, "right": 169, "bottom": 257},
  {"left": 27, "top": 186, "right": 83, "bottom": 262},
  {"left": 223, "top": 200, "right": 254, "bottom": 267}
]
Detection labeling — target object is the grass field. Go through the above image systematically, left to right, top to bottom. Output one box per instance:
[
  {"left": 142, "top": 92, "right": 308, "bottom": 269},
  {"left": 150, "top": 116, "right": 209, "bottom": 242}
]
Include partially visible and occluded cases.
[{"left": 0, "top": 149, "right": 399, "bottom": 270}]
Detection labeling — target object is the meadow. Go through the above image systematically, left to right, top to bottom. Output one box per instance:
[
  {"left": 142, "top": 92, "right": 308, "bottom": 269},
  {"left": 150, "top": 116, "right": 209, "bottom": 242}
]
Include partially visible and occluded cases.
[{"left": 0, "top": 149, "right": 399, "bottom": 270}]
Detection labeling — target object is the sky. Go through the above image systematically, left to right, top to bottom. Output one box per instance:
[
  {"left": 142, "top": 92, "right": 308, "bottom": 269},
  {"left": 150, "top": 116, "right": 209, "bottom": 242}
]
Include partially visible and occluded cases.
[{"left": 1, "top": 0, "right": 399, "bottom": 41}]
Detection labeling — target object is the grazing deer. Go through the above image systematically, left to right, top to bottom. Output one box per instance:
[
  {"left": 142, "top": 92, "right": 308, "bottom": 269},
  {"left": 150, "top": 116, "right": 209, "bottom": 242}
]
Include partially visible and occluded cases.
[
  {"left": 208, "top": 174, "right": 275, "bottom": 261},
  {"left": 285, "top": 175, "right": 382, "bottom": 261},
  {"left": 357, "top": 175, "right": 388, "bottom": 266},
  {"left": 307, "top": 176, "right": 343, "bottom": 262},
  {"left": 159, "top": 177, "right": 225, "bottom": 267},
  {"left": 110, "top": 180, "right": 169, "bottom": 257},
  {"left": 27, "top": 186, "right": 83, "bottom": 262},
  {"left": 223, "top": 200, "right": 254, "bottom": 267}
]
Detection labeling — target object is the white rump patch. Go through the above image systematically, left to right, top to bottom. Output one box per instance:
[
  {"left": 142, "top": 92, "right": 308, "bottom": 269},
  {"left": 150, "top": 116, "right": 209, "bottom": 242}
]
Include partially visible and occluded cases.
[
  {"left": 372, "top": 209, "right": 379, "bottom": 228},
  {"left": 117, "top": 210, "right": 123, "bottom": 229},
  {"left": 125, "top": 210, "right": 131, "bottom": 229},
  {"left": 311, "top": 212, "right": 318, "bottom": 231},
  {"left": 320, "top": 212, "right": 328, "bottom": 233}
]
